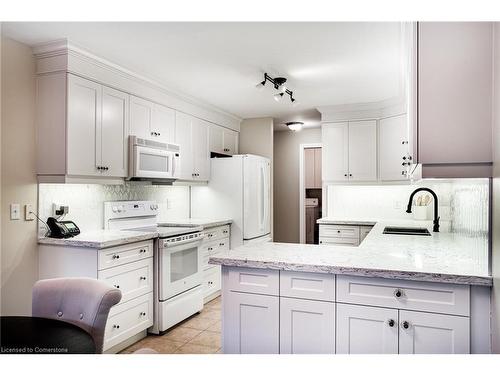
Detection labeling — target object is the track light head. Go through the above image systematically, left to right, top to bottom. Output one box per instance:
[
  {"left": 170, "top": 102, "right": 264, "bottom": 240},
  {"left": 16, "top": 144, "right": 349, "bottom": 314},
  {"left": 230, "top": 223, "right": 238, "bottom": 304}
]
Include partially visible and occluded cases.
[
  {"left": 256, "top": 73, "right": 297, "bottom": 105},
  {"left": 273, "top": 93, "right": 284, "bottom": 102}
]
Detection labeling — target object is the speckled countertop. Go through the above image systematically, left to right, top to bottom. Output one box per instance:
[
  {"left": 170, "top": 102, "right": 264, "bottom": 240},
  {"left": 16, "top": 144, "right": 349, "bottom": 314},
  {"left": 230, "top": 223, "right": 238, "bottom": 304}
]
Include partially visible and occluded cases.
[
  {"left": 38, "top": 218, "right": 232, "bottom": 249},
  {"left": 209, "top": 219, "right": 491, "bottom": 286}
]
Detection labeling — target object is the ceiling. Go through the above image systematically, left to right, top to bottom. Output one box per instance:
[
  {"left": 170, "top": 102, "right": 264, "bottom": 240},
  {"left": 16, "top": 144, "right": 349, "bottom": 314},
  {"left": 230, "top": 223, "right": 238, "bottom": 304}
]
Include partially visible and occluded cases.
[{"left": 2, "top": 22, "right": 404, "bottom": 128}]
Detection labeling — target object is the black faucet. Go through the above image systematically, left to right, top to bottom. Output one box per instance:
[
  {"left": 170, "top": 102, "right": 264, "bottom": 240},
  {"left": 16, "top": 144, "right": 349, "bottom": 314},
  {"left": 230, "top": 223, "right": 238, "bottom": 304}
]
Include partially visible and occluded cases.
[{"left": 406, "top": 187, "right": 440, "bottom": 232}]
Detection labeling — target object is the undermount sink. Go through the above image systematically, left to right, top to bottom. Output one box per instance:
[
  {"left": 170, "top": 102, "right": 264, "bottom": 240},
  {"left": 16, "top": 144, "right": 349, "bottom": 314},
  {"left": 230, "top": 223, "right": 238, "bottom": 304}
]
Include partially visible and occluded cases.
[{"left": 383, "top": 226, "right": 431, "bottom": 236}]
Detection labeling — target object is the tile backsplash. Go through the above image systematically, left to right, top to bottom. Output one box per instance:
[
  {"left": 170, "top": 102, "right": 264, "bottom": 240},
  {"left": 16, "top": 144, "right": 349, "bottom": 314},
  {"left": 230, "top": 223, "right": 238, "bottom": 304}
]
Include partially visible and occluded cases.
[
  {"left": 327, "top": 179, "right": 489, "bottom": 236},
  {"left": 38, "top": 183, "right": 190, "bottom": 235}
]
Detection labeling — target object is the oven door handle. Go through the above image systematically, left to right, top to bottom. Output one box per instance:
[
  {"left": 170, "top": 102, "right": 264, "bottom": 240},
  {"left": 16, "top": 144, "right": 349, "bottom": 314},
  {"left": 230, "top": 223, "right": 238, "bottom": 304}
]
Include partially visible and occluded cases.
[{"left": 162, "top": 236, "right": 204, "bottom": 248}]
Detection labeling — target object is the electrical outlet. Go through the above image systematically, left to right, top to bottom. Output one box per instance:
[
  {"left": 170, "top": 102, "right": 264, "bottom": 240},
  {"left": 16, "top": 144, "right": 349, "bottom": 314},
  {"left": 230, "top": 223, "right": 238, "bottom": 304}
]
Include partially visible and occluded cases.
[
  {"left": 52, "top": 203, "right": 69, "bottom": 216},
  {"left": 10, "top": 204, "right": 21, "bottom": 220},
  {"left": 25, "top": 204, "right": 35, "bottom": 221}
]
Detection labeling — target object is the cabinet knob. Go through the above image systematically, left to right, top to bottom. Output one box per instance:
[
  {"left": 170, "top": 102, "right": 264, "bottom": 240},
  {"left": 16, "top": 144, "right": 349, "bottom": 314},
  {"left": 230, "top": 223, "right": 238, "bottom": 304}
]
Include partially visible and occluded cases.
[
  {"left": 344, "top": 174, "right": 348, "bottom": 177},
  {"left": 349, "top": 174, "right": 352, "bottom": 177},
  {"left": 208, "top": 247, "right": 213, "bottom": 251},
  {"left": 112, "top": 254, "right": 120, "bottom": 259},
  {"left": 140, "top": 276, "right": 147, "bottom": 280},
  {"left": 208, "top": 281, "right": 213, "bottom": 285},
  {"left": 114, "top": 285, "right": 120, "bottom": 289},
  {"left": 394, "top": 289, "right": 404, "bottom": 298},
  {"left": 140, "top": 312, "right": 146, "bottom": 317},
  {"left": 387, "top": 319, "right": 395, "bottom": 327},
  {"left": 401, "top": 321, "right": 410, "bottom": 330},
  {"left": 113, "top": 324, "right": 120, "bottom": 329}
]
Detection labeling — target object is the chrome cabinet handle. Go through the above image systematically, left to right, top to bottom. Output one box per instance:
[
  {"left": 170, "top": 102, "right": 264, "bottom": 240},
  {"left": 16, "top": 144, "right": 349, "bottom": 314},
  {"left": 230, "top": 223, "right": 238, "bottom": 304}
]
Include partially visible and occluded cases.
[
  {"left": 394, "top": 289, "right": 404, "bottom": 298},
  {"left": 387, "top": 319, "right": 395, "bottom": 327}
]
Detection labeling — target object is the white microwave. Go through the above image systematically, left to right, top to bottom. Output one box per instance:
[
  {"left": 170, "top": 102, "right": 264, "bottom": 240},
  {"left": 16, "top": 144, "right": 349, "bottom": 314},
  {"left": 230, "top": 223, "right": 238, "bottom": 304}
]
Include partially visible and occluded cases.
[{"left": 128, "top": 136, "right": 180, "bottom": 181}]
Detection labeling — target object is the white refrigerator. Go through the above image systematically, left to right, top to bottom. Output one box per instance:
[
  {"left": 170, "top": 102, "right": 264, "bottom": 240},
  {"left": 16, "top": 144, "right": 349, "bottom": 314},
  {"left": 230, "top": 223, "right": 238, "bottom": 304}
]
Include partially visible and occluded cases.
[{"left": 191, "top": 154, "right": 271, "bottom": 248}]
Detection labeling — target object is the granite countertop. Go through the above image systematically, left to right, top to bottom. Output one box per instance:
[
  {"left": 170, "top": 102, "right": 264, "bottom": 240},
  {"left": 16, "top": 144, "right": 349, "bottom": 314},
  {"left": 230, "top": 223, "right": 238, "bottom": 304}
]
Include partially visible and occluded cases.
[
  {"left": 38, "top": 218, "right": 232, "bottom": 249},
  {"left": 209, "top": 219, "right": 491, "bottom": 286}
]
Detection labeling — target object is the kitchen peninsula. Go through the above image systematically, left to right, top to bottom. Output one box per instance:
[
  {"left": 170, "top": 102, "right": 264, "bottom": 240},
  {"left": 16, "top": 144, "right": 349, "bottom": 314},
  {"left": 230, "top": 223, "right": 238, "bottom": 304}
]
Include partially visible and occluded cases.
[{"left": 209, "top": 220, "right": 491, "bottom": 354}]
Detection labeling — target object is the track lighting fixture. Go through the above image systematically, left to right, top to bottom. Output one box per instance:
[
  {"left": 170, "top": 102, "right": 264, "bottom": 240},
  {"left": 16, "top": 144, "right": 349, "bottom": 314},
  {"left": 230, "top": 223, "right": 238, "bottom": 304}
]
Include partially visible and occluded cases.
[
  {"left": 256, "top": 73, "right": 297, "bottom": 105},
  {"left": 285, "top": 121, "right": 304, "bottom": 132}
]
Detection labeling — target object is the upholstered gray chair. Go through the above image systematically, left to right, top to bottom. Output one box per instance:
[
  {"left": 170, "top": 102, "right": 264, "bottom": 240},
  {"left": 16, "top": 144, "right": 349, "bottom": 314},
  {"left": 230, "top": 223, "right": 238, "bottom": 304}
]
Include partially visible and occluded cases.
[{"left": 32, "top": 277, "right": 122, "bottom": 353}]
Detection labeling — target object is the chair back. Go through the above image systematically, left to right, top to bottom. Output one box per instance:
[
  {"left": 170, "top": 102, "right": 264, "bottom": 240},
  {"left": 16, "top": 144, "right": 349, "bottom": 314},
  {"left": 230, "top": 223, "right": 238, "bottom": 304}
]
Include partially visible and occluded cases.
[{"left": 32, "top": 277, "right": 122, "bottom": 353}]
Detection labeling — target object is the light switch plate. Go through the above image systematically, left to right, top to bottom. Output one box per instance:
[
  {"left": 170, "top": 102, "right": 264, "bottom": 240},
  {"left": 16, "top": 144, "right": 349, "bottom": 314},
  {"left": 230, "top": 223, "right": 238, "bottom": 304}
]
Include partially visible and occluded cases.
[
  {"left": 10, "top": 204, "right": 20, "bottom": 220},
  {"left": 25, "top": 204, "right": 34, "bottom": 221}
]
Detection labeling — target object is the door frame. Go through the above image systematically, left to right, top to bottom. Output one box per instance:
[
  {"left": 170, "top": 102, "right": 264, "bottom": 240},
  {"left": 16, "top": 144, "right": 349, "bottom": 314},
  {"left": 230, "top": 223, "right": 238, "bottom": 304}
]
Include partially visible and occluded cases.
[{"left": 299, "top": 143, "right": 322, "bottom": 244}]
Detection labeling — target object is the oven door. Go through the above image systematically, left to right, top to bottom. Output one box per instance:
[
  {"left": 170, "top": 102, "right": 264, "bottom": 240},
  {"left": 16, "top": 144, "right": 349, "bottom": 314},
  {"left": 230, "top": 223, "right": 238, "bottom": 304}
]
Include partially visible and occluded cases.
[
  {"left": 133, "top": 145, "right": 174, "bottom": 179},
  {"left": 159, "top": 239, "right": 202, "bottom": 301}
]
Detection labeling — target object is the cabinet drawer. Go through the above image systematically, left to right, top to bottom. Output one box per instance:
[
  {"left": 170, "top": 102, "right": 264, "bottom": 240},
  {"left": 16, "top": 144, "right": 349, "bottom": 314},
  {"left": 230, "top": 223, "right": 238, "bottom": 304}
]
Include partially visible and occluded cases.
[
  {"left": 203, "top": 225, "right": 230, "bottom": 242},
  {"left": 319, "top": 225, "right": 360, "bottom": 239},
  {"left": 319, "top": 236, "right": 359, "bottom": 246},
  {"left": 98, "top": 240, "right": 153, "bottom": 270},
  {"left": 98, "top": 258, "right": 153, "bottom": 304},
  {"left": 203, "top": 266, "right": 221, "bottom": 297},
  {"left": 223, "top": 267, "right": 279, "bottom": 296},
  {"left": 280, "top": 271, "right": 335, "bottom": 302},
  {"left": 337, "top": 276, "right": 470, "bottom": 316},
  {"left": 103, "top": 292, "right": 153, "bottom": 351}
]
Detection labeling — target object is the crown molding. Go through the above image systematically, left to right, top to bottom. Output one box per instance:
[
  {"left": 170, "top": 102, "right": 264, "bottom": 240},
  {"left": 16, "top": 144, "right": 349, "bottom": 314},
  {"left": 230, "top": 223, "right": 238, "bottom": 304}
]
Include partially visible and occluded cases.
[{"left": 32, "top": 39, "right": 242, "bottom": 128}]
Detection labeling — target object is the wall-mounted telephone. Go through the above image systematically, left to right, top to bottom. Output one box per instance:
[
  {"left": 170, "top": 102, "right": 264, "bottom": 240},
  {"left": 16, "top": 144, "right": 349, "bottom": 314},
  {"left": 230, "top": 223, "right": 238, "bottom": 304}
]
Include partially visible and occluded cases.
[{"left": 46, "top": 217, "right": 81, "bottom": 238}]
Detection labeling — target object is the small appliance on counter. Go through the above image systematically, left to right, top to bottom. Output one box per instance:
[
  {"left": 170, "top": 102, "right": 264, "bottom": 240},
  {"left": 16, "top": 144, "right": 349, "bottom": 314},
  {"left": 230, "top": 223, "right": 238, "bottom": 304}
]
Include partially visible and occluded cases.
[{"left": 46, "top": 217, "right": 81, "bottom": 238}]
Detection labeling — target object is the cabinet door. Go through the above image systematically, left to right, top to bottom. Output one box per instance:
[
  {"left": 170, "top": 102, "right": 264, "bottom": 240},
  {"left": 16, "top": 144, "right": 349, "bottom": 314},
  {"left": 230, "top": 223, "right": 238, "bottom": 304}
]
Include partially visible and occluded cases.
[
  {"left": 418, "top": 22, "right": 493, "bottom": 164},
  {"left": 67, "top": 75, "right": 101, "bottom": 176},
  {"left": 101, "top": 86, "right": 128, "bottom": 177},
  {"left": 129, "top": 96, "right": 153, "bottom": 139},
  {"left": 152, "top": 103, "right": 175, "bottom": 143},
  {"left": 174, "top": 111, "right": 194, "bottom": 180},
  {"left": 379, "top": 115, "right": 408, "bottom": 181},
  {"left": 192, "top": 118, "right": 210, "bottom": 180},
  {"left": 348, "top": 120, "right": 377, "bottom": 181},
  {"left": 322, "top": 123, "right": 349, "bottom": 181},
  {"left": 209, "top": 124, "right": 224, "bottom": 154},
  {"left": 223, "top": 129, "right": 238, "bottom": 155},
  {"left": 304, "top": 148, "right": 315, "bottom": 188},
  {"left": 314, "top": 148, "right": 322, "bottom": 188},
  {"left": 223, "top": 291, "right": 279, "bottom": 354},
  {"left": 280, "top": 297, "right": 335, "bottom": 354},
  {"left": 336, "top": 304, "right": 398, "bottom": 354},
  {"left": 399, "top": 310, "right": 470, "bottom": 354}
]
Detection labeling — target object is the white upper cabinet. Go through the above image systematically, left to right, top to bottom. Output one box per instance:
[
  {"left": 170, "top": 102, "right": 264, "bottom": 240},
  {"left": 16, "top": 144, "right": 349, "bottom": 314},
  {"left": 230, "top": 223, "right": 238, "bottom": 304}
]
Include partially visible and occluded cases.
[
  {"left": 418, "top": 22, "right": 493, "bottom": 165},
  {"left": 67, "top": 74, "right": 128, "bottom": 178},
  {"left": 130, "top": 96, "right": 175, "bottom": 144},
  {"left": 175, "top": 112, "right": 210, "bottom": 181},
  {"left": 379, "top": 114, "right": 408, "bottom": 181},
  {"left": 348, "top": 120, "right": 377, "bottom": 181},
  {"left": 322, "top": 121, "right": 376, "bottom": 182},
  {"left": 322, "top": 122, "right": 349, "bottom": 181},
  {"left": 209, "top": 124, "right": 239, "bottom": 155}
]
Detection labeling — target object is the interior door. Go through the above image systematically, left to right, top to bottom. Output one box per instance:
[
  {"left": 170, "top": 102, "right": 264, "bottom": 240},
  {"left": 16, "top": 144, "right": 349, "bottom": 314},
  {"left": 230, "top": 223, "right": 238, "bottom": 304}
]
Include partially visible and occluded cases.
[
  {"left": 67, "top": 74, "right": 101, "bottom": 176},
  {"left": 101, "top": 86, "right": 128, "bottom": 177},
  {"left": 152, "top": 103, "right": 176, "bottom": 144},
  {"left": 348, "top": 120, "right": 377, "bottom": 181},
  {"left": 322, "top": 122, "right": 349, "bottom": 181},
  {"left": 304, "top": 148, "right": 315, "bottom": 188},
  {"left": 243, "top": 156, "right": 271, "bottom": 240},
  {"left": 336, "top": 303, "right": 399, "bottom": 354},
  {"left": 399, "top": 310, "right": 470, "bottom": 354}
]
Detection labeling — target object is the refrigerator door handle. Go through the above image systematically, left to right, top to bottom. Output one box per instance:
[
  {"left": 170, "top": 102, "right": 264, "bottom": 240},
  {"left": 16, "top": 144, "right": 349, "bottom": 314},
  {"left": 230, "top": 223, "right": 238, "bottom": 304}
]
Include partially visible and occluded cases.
[{"left": 259, "top": 164, "right": 265, "bottom": 230}]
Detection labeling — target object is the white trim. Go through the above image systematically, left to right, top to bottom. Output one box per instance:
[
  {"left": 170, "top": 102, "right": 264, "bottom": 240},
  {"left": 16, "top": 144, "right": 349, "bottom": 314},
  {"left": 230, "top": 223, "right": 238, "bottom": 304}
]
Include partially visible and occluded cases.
[{"left": 299, "top": 143, "right": 322, "bottom": 244}]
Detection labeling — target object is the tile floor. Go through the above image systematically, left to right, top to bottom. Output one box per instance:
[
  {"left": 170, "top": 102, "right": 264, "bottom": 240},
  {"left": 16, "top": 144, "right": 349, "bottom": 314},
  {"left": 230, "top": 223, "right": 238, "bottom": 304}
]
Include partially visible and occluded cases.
[{"left": 121, "top": 296, "right": 222, "bottom": 354}]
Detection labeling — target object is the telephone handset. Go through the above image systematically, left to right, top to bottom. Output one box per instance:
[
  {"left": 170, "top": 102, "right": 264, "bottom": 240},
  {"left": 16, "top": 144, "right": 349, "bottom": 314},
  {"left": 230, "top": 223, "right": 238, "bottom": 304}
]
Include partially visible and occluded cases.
[{"left": 46, "top": 217, "right": 81, "bottom": 239}]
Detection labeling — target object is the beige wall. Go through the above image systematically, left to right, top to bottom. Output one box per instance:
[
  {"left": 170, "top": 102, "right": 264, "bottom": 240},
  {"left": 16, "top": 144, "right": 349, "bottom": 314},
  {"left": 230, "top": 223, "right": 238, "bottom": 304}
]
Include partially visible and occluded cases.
[
  {"left": 491, "top": 22, "right": 500, "bottom": 354},
  {"left": 1, "top": 36, "right": 38, "bottom": 315},
  {"left": 273, "top": 128, "right": 322, "bottom": 243}
]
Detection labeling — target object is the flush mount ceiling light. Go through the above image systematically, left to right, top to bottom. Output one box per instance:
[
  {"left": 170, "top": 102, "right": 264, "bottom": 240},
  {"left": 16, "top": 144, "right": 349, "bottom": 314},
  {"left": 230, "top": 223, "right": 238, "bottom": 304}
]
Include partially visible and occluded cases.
[
  {"left": 256, "top": 73, "right": 298, "bottom": 105},
  {"left": 285, "top": 121, "right": 304, "bottom": 132}
]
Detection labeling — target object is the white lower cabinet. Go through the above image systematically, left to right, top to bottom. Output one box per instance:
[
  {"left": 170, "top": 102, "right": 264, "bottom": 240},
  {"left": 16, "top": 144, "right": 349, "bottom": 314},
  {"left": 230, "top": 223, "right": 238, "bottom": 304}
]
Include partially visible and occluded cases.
[
  {"left": 223, "top": 291, "right": 279, "bottom": 354},
  {"left": 280, "top": 297, "right": 335, "bottom": 354},
  {"left": 336, "top": 304, "right": 398, "bottom": 354},
  {"left": 399, "top": 310, "right": 470, "bottom": 354}
]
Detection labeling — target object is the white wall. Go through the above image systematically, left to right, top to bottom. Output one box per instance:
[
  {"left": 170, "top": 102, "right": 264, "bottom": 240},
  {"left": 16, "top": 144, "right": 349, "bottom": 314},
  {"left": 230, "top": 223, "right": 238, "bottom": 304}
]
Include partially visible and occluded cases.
[
  {"left": 491, "top": 22, "right": 500, "bottom": 354},
  {"left": 1, "top": 36, "right": 38, "bottom": 315},
  {"left": 273, "top": 128, "right": 322, "bottom": 243},
  {"left": 38, "top": 184, "right": 190, "bottom": 233}
]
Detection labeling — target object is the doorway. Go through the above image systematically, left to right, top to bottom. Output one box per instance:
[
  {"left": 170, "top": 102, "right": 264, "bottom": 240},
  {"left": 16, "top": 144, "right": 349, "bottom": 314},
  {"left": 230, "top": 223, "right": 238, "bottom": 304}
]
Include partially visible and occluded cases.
[{"left": 299, "top": 144, "right": 322, "bottom": 244}]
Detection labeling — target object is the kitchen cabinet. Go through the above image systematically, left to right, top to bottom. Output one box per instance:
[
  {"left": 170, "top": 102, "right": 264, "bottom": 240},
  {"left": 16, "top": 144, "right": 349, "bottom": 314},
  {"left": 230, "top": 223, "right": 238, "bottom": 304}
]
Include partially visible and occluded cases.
[
  {"left": 418, "top": 22, "right": 493, "bottom": 166},
  {"left": 67, "top": 74, "right": 128, "bottom": 178},
  {"left": 129, "top": 96, "right": 175, "bottom": 144},
  {"left": 175, "top": 112, "right": 210, "bottom": 181},
  {"left": 379, "top": 114, "right": 409, "bottom": 181},
  {"left": 322, "top": 120, "right": 376, "bottom": 182},
  {"left": 209, "top": 124, "right": 239, "bottom": 155},
  {"left": 304, "top": 148, "right": 322, "bottom": 188},
  {"left": 201, "top": 225, "right": 230, "bottom": 302},
  {"left": 223, "top": 291, "right": 279, "bottom": 354},
  {"left": 280, "top": 297, "right": 335, "bottom": 354},
  {"left": 336, "top": 303, "right": 398, "bottom": 354}
]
